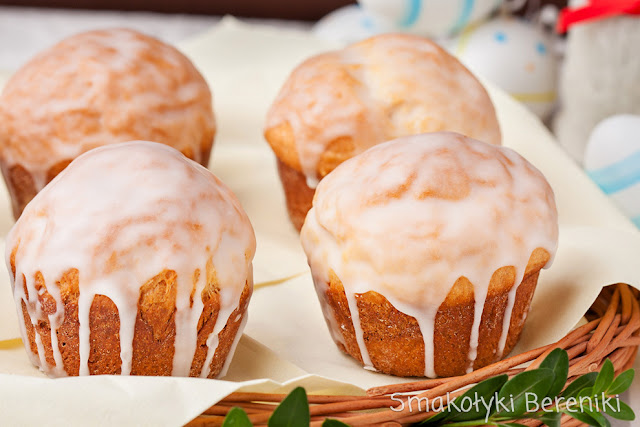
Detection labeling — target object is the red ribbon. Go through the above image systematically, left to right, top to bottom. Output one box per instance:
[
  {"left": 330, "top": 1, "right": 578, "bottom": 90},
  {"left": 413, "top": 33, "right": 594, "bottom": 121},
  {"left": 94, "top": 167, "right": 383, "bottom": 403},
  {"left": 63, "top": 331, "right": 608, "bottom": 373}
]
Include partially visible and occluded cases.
[{"left": 557, "top": 0, "right": 640, "bottom": 33}]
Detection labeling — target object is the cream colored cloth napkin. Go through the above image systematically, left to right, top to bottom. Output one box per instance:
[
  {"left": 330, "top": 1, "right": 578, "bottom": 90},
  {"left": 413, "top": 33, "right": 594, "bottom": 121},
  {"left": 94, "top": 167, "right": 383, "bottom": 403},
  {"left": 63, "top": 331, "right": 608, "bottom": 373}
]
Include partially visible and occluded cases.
[{"left": 0, "top": 16, "right": 638, "bottom": 426}]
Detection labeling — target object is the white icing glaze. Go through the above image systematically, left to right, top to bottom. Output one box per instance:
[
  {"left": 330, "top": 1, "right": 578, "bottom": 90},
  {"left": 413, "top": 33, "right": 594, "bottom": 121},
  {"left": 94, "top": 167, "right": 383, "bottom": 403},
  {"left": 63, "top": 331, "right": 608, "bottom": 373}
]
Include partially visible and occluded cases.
[
  {"left": 0, "top": 28, "right": 215, "bottom": 193},
  {"left": 266, "top": 33, "right": 501, "bottom": 187},
  {"left": 301, "top": 132, "right": 558, "bottom": 377},
  {"left": 6, "top": 141, "right": 255, "bottom": 378},
  {"left": 496, "top": 280, "right": 520, "bottom": 360},
  {"left": 200, "top": 287, "right": 238, "bottom": 379},
  {"left": 345, "top": 291, "right": 373, "bottom": 369},
  {"left": 218, "top": 308, "right": 249, "bottom": 378}
]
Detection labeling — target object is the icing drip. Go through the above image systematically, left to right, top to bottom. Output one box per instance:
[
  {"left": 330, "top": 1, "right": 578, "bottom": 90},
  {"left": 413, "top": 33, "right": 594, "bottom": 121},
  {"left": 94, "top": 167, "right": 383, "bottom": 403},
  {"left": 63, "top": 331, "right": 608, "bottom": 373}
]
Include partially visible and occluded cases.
[
  {"left": 0, "top": 28, "right": 215, "bottom": 196},
  {"left": 266, "top": 33, "right": 501, "bottom": 186},
  {"left": 301, "top": 132, "right": 558, "bottom": 377},
  {"left": 6, "top": 141, "right": 255, "bottom": 378},
  {"left": 217, "top": 267, "right": 253, "bottom": 378},
  {"left": 172, "top": 269, "right": 205, "bottom": 377},
  {"left": 496, "top": 271, "right": 525, "bottom": 360},
  {"left": 12, "top": 287, "right": 39, "bottom": 368},
  {"left": 200, "top": 288, "right": 237, "bottom": 378},
  {"left": 77, "top": 290, "right": 91, "bottom": 376},
  {"left": 467, "top": 290, "right": 488, "bottom": 374},
  {"left": 345, "top": 292, "right": 373, "bottom": 369},
  {"left": 392, "top": 299, "right": 438, "bottom": 378},
  {"left": 48, "top": 313, "right": 66, "bottom": 376},
  {"left": 219, "top": 313, "right": 248, "bottom": 378}
]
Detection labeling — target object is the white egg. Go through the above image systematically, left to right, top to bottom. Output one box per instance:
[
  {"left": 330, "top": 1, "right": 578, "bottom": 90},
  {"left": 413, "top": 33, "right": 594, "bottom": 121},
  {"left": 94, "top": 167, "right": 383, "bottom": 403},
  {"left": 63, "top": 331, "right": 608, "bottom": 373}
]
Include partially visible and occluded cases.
[
  {"left": 358, "top": 0, "right": 501, "bottom": 37},
  {"left": 313, "top": 4, "right": 377, "bottom": 44},
  {"left": 450, "top": 17, "right": 558, "bottom": 119},
  {"left": 584, "top": 115, "right": 640, "bottom": 229}
]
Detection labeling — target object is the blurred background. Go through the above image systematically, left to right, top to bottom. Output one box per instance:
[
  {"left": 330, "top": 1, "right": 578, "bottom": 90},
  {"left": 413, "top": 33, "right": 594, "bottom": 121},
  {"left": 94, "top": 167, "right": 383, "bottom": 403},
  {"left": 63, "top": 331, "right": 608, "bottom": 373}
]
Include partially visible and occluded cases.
[
  {"left": 0, "top": 0, "right": 638, "bottom": 228},
  {"left": 0, "top": 0, "right": 359, "bottom": 18},
  {"left": 0, "top": 0, "right": 570, "bottom": 19}
]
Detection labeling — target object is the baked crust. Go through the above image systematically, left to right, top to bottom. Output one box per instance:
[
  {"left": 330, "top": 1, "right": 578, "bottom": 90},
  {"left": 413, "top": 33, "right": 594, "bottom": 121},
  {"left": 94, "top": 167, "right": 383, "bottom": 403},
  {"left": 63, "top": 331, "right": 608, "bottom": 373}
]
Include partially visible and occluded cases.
[
  {"left": 0, "top": 29, "right": 216, "bottom": 218},
  {"left": 265, "top": 34, "right": 503, "bottom": 230},
  {"left": 264, "top": 35, "right": 501, "bottom": 178},
  {"left": 266, "top": 123, "right": 357, "bottom": 180},
  {"left": 4, "top": 141, "right": 213, "bottom": 219},
  {"left": 276, "top": 158, "right": 315, "bottom": 231},
  {"left": 318, "top": 248, "right": 549, "bottom": 377},
  {"left": 14, "top": 256, "right": 250, "bottom": 378}
]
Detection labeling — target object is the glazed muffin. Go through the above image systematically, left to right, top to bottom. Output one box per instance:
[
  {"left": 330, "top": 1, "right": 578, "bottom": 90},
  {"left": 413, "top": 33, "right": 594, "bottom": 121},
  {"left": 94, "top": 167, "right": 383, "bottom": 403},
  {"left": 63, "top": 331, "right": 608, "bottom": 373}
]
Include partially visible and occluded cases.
[
  {"left": 0, "top": 29, "right": 216, "bottom": 218},
  {"left": 265, "top": 33, "right": 501, "bottom": 231},
  {"left": 301, "top": 132, "right": 558, "bottom": 377},
  {"left": 6, "top": 141, "right": 255, "bottom": 378}
]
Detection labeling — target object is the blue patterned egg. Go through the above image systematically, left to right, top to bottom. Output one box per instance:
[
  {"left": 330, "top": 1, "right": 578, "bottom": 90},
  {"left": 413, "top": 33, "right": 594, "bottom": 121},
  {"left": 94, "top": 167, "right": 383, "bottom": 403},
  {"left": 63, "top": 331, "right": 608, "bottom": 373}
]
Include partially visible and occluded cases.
[
  {"left": 358, "top": 0, "right": 501, "bottom": 37},
  {"left": 450, "top": 17, "right": 558, "bottom": 119},
  {"left": 585, "top": 115, "right": 640, "bottom": 229}
]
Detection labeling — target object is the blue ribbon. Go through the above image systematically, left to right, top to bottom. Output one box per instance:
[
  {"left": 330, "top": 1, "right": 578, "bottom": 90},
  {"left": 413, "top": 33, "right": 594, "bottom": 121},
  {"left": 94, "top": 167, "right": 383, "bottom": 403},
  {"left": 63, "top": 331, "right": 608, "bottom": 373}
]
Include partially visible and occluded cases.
[
  {"left": 400, "top": 0, "right": 422, "bottom": 27},
  {"left": 451, "top": 0, "right": 475, "bottom": 34},
  {"left": 587, "top": 150, "right": 640, "bottom": 195}
]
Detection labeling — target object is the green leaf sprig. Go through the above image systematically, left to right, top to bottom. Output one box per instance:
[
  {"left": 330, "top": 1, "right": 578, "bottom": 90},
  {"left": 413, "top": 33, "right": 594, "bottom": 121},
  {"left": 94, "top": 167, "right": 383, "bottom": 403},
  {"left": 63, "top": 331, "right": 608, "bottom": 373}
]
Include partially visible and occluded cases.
[
  {"left": 219, "top": 349, "right": 635, "bottom": 427},
  {"left": 220, "top": 386, "right": 345, "bottom": 427}
]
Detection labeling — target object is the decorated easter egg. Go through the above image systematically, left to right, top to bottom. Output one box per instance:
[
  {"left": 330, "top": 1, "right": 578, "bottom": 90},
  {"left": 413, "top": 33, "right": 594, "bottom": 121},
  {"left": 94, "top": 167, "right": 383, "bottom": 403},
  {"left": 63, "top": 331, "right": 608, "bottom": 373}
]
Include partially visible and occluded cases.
[
  {"left": 358, "top": 0, "right": 501, "bottom": 37},
  {"left": 313, "top": 4, "right": 378, "bottom": 44},
  {"left": 450, "top": 17, "right": 558, "bottom": 119},
  {"left": 584, "top": 115, "right": 640, "bottom": 229}
]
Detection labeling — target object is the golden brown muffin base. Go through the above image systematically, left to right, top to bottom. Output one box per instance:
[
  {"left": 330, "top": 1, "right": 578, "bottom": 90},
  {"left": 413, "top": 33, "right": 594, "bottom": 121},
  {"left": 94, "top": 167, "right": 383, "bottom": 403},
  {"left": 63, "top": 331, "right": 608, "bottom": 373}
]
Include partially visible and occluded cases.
[
  {"left": 267, "top": 121, "right": 357, "bottom": 231},
  {"left": 265, "top": 122, "right": 356, "bottom": 179},
  {"left": 4, "top": 141, "right": 213, "bottom": 220},
  {"left": 276, "top": 158, "right": 316, "bottom": 232},
  {"left": 319, "top": 248, "right": 550, "bottom": 377},
  {"left": 15, "top": 260, "right": 249, "bottom": 378}
]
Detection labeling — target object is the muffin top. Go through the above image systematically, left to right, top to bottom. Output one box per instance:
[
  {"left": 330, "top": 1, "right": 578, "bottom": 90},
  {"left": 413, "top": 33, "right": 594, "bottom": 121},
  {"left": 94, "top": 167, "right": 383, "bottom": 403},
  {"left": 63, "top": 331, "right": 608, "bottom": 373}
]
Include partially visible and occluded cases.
[
  {"left": 0, "top": 28, "right": 215, "bottom": 190},
  {"left": 265, "top": 33, "right": 501, "bottom": 187},
  {"left": 301, "top": 132, "right": 558, "bottom": 309},
  {"left": 8, "top": 140, "right": 255, "bottom": 295}
]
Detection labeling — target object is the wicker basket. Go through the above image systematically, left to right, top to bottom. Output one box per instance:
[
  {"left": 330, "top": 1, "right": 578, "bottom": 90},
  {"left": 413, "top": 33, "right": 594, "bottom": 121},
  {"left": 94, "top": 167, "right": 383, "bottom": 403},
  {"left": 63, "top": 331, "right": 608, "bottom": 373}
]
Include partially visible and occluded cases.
[{"left": 189, "top": 283, "right": 640, "bottom": 426}]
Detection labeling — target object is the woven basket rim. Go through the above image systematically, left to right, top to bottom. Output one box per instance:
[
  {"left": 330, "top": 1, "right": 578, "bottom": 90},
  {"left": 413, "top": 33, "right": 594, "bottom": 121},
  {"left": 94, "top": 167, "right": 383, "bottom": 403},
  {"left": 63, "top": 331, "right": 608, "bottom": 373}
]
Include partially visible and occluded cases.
[{"left": 192, "top": 283, "right": 640, "bottom": 427}]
